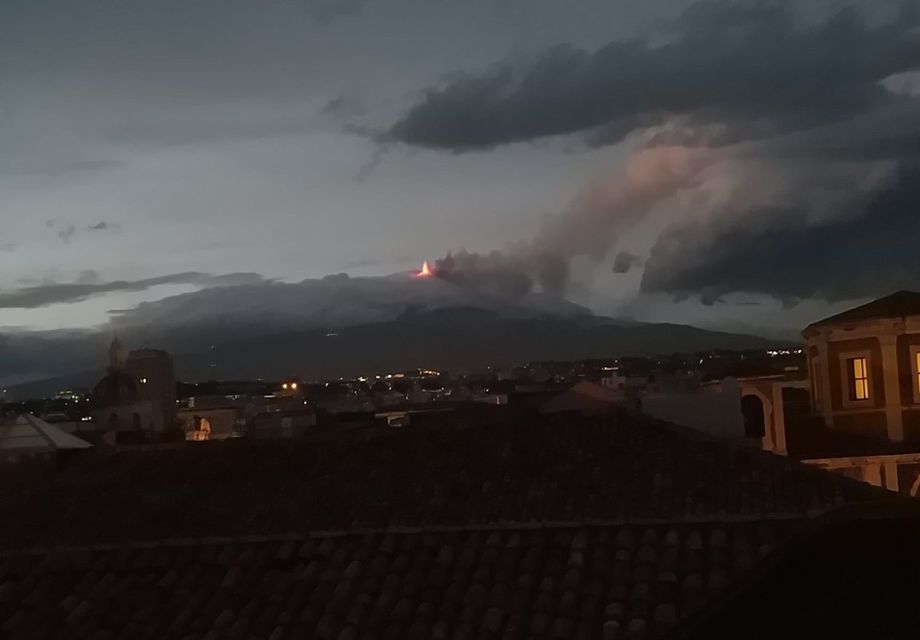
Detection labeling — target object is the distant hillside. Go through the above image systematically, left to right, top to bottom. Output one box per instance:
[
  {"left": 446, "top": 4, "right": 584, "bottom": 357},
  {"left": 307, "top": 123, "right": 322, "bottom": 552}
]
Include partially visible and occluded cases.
[
  {"left": 5, "top": 307, "right": 788, "bottom": 398},
  {"left": 174, "top": 307, "right": 785, "bottom": 380}
]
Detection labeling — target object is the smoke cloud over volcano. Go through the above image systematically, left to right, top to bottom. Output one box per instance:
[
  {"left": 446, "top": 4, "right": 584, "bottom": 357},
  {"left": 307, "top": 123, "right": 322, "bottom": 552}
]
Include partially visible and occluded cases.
[
  {"left": 403, "top": 3, "right": 920, "bottom": 306},
  {"left": 431, "top": 145, "right": 715, "bottom": 296}
]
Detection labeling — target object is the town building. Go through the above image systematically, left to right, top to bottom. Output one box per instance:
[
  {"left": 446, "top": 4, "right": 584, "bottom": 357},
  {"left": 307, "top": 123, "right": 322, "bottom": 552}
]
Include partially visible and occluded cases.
[
  {"left": 802, "top": 290, "right": 920, "bottom": 443},
  {"left": 734, "top": 292, "right": 920, "bottom": 495},
  {"left": 90, "top": 337, "right": 155, "bottom": 440},
  {"left": 90, "top": 338, "right": 177, "bottom": 441},
  {"left": 126, "top": 348, "right": 177, "bottom": 433},
  {"left": 179, "top": 407, "right": 245, "bottom": 441},
  {"left": 0, "top": 413, "right": 92, "bottom": 464}
]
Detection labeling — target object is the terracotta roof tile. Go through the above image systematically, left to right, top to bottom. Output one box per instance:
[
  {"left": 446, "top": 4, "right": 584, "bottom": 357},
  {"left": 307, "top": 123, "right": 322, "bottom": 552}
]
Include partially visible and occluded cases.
[
  {"left": 0, "top": 411, "right": 906, "bottom": 638},
  {"left": 0, "top": 414, "right": 888, "bottom": 549},
  {"left": 6, "top": 522, "right": 813, "bottom": 638}
]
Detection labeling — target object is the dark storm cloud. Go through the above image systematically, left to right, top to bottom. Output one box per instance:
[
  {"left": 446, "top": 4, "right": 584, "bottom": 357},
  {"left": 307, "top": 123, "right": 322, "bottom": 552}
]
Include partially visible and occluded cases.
[
  {"left": 392, "top": 1, "right": 920, "bottom": 307},
  {"left": 390, "top": 2, "right": 920, "bottom": 150},
  {"left": 424, "top": 102, "right": 920, "bottom": 304},
  {"left": 627, "top": 102, "right": 920, "bottom": 304},
  {"left": 751, "top": 102, "right": 920, "bottom": 162},
  {"left": 641, "top": 167, "right": 920, "bottom": 304},
  {"left": 0, "top": 272, "right": 264, "bottom": 309}
]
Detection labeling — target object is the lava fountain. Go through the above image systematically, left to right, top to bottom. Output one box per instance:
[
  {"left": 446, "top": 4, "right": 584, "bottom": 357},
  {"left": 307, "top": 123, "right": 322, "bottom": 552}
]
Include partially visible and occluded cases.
[{"left": 415, "top": 260, "right": 434, "bottom": 278}]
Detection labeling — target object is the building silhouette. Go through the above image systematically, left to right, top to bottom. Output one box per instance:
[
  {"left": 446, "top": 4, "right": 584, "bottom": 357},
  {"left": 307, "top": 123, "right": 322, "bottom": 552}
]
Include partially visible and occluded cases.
[
  {"left": 91, "top": 338, "right": 176, "bottom": 440},
  {"left": 127, "top": 348, "right": 177, "bottom": 433}
]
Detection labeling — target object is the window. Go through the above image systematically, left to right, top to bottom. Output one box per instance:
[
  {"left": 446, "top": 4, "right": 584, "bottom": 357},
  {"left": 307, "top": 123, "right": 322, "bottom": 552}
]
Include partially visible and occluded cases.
[
  {"left": 912, "top": 347, "right": 920, "bottom": 404},
  {"left": 847, "top": 357, "right": 870, "bottom": 401}
]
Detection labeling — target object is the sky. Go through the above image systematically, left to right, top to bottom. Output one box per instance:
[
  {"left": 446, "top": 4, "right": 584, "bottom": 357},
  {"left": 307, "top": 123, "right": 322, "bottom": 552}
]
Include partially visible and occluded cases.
[{"left": 2, "top": 0, "right": 920, "bottom": 340}]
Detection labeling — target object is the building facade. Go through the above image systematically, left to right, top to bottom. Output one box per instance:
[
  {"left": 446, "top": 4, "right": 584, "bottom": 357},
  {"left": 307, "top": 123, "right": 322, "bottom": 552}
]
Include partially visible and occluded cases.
[
  {"left": 802, "top": 291, "right": 920, "bottom": 444},
  {"left": 726, "top": 292, "right": 920, "bottom": 495},
  {"left": 91, "top": 337, "right": 154, "bottom": 439},
  {"left": 91, "top": 338, "right": 178, "bottom": 440}
]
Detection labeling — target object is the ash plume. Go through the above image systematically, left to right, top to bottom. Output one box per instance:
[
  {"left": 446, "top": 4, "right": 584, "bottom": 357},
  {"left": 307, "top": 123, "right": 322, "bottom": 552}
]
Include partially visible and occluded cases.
[
  {"left": 394, "top": 2, "right": 920, "bottom": 306},
  {"left": 431, "top": 145, "right": 715, "bottom": 296}
]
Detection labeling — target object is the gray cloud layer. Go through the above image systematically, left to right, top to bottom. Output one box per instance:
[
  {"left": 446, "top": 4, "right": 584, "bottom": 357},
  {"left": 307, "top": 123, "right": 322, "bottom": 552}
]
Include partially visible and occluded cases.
[
  {"left": 390, "top": 3, "right": 920, "bottom": 150},
  {"left": 0, "top": 272, "right": 264, "bottom": 309}
]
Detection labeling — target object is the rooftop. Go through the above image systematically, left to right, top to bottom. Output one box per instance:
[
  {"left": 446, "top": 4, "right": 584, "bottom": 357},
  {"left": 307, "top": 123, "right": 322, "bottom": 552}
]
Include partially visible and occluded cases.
[
  {"left": 805, "top": 290, "right": 920, "bottom": 332},
  {"left": 0, "top": 411, "right": 905, "bottom": 639},
  {"left": 0, "top": 412, "right": 885, "bottom": 549},
  {"left": 0, "top": 414, "right": 92, "bottom": 459},
  {"left": 0, "top": 521, "right": 801, "bottom": 640}
]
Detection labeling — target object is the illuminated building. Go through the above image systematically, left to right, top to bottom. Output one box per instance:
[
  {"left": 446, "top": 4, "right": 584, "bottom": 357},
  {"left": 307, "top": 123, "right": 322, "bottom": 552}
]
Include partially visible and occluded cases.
[
  {"left": 802, "top": 291, "right": 920, "bottom": 444},
  {"left": 741, "top": 292, "right": 920, "bottom": 494}
]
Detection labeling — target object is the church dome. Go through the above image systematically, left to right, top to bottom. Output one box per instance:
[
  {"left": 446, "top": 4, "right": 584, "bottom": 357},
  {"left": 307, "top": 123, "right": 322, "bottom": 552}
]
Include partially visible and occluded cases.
[
  {"left": 92, "top": 336, "right": 141, "bottom": 407},
  {"left": 92, "top": 370, "right": 142, "bottom": 407}
]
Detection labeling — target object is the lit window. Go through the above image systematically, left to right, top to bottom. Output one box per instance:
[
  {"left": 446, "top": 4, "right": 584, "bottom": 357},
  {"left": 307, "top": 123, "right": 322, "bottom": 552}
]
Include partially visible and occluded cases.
[
  {"left": 915, "top": 352, "right": 920, "bottom": 396},
  {"left": 847, "top": 357, "right": 870, "bottom": 401},
  {"left": 140, "top": 377, "right": 148, "bottom": 384}
]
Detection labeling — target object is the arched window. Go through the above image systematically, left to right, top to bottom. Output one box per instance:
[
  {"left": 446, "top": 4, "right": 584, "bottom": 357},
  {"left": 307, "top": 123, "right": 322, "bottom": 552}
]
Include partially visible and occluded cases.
[{"left": 741, "top": 394, "right": 766, "bottom": 438}]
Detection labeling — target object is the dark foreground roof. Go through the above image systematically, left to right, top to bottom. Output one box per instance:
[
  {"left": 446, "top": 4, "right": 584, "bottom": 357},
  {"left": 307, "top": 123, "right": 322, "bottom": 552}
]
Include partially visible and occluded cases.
[
  {"left": 805, "top": 290, "right": 920, "bottom": 331},
  {"left": 0, "top": 412, "right": 901, "bottom": 639},
  {"left": 0, "top": 413, "right": 882, "bottom": 548},
  {"left": 671, "top": 506, "right": 920, "bottom": 640},
  {"left": 0, "top": 521, "right": 800, "bottom": 640}
]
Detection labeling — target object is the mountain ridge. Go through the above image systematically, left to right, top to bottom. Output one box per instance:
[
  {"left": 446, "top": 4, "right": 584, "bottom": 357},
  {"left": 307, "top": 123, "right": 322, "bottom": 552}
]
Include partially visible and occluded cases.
[{"left": 4, "top": 307, "right": 791, "bottom": 398}]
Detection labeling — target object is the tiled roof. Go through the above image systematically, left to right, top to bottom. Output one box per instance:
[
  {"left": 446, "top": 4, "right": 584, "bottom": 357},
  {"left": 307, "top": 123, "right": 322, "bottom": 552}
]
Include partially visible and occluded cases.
[
  {"left": 804, "top": 290, "right": 920, "bottom": 331},
  {"left": 540, "top": 381, "right": 623, "bottom": 414},
  {"left": 0, "top": 412, "right": 896, "bottom": 639},
  {"left": 0, "top": 413, "right": 882, "bottom": 549},
  {"left": 0, "top": 414, "right": 92, "bottom": 456},
  {"left": 0, "top": 522, "right": 802, "bottom": 640}
]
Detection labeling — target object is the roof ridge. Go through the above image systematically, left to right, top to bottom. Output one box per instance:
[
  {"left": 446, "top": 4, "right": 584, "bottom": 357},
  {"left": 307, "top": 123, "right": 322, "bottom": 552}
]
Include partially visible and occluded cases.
[
  {"left": 805, "top": 290, "right": 920, "bottom": 330},
  {"left": 0, "top": 514, "right": 822, "bottom": 558}
]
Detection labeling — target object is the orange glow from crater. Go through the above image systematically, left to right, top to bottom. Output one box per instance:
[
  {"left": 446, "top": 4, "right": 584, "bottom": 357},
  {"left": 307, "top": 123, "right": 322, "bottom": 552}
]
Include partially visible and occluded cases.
[{"left": 416, "top": 260, "right": 434, "bottom": 278}]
